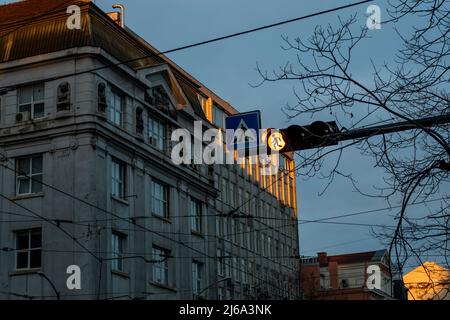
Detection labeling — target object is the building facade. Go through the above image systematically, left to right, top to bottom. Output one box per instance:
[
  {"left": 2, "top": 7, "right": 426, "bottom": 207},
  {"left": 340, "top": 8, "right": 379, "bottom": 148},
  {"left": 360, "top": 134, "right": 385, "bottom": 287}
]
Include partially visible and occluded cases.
[
  {"left": 0, "top": 0, "right": 299, "bottom": 300},
  {"left": 300, "top": 250, "right": 398, "bottom": 300},
  {"left": 403, "top": 262, "right": 450, "bottom": 300}
]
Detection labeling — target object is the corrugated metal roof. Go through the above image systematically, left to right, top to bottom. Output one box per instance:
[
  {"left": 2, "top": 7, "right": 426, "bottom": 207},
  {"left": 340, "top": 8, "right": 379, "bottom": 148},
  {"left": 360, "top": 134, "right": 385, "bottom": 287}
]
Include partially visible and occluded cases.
[{"left": 0, "top": 0, "right": 160, "bottom": 67}]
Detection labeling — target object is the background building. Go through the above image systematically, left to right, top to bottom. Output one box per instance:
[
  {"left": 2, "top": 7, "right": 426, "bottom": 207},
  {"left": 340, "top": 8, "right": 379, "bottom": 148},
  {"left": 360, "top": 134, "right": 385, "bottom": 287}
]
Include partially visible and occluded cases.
[
  {"left": 0, "top": 0, "right": 299, "bottom": 300},
  {"left": 300, "top": 250, "right": 401, "bottom": 300},
  {"left": 403, "top": 262, "right": 450, "bottom": 300}
]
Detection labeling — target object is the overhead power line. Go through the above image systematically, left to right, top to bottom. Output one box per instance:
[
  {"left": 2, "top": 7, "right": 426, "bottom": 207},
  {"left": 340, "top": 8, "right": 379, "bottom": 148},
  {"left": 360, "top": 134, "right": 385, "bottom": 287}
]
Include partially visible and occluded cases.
[{"left": 0, "top": 162, "right": 296, "bottom": 297}]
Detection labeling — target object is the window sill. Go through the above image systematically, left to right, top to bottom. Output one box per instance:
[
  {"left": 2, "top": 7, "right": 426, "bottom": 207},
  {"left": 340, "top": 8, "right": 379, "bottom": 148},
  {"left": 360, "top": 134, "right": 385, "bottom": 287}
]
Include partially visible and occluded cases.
[
  {"left": 12, "top": 192, "right": 44, "bottom": 201},
  {"left": 111, "top": 195, "right": 129, "bottom": 206},
  {"left": 152, "top": 213, "right": 171, "bottom": 224},
  {"left": 191, "top": 231, "right": 204, "bottom": 238},
  {"left": 9, "top": 268, "right": 41, "bottom": 277},
  {"left": 111, "top": 270, "right": 130, "bottom": 279},
  {"left": 149, "top": 281, "right": 177, "bottom": 292}
]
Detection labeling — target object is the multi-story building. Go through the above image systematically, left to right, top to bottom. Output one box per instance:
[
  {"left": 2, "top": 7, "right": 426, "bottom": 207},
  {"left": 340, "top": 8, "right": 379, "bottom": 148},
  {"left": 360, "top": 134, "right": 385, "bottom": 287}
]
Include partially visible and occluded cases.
[
  {"left": 0, "top": 0, "right": 299, "bottom": 300},
  {"left": 300, "top": 250, "right": 402, "bottom": 300},
  {"left": 403, "top": 262, "right": 450, "bottom": 300}
]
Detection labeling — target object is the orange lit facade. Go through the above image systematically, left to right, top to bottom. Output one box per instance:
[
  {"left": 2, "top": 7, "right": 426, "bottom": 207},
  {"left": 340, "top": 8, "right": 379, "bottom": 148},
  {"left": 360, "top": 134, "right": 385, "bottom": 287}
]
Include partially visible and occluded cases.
[{"left": 403, "top": 262, "right": 450, "bottom": 300}]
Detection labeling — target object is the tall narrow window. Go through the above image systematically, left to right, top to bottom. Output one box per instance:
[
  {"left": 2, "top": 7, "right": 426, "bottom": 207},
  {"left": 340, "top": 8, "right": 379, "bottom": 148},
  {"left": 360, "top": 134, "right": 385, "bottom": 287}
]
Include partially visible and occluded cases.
[
  {"left": 18, "top": 83, "right": 45, "bottom": 119},
  {"left": 109, "top": 89, "right": 124, "bottom": 126},
  {"left": 212, "top": 104, "right": 224, "bottom": 129},
  {"left": 136, "top": 107, "right": 144, "bottom": 135},
  {"left": 148, "top": 116, "right": 166, "bottom": 151},
  {"left": 16, "top": 155, "right": 43, "bottom": 195},
  {"left": 111, "top": 158, "right": 126, "bottom": 199},
  {"left": 152, "top": 180, "right": 169, "bottom": 218},
  {"left": 229, "top": 184, "right": 236, "bottom": 207},
  {"left": 190, "top": 197, "right": 202, "bottom": 234},
  {"left": 15, "top": 229, "right": 42, "bottom": 270},
  {"left": 111, "top": 231, "right": 126, "bottom": 272},
  {"left": 152, "top": 246, "right": 170, "bottom": 285},
  {"left": 217, "top": 249, "right": 225, "bottom": 277},
  {"left": 192, "top": 261, "right": 203, "bottom": 296}
]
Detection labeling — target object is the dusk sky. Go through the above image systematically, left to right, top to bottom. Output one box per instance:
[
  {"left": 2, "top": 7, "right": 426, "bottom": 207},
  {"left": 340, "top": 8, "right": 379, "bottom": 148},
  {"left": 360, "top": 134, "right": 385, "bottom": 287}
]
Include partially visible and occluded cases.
[{"left": 92, "top": 0, "right": 439, "bottom": 266}]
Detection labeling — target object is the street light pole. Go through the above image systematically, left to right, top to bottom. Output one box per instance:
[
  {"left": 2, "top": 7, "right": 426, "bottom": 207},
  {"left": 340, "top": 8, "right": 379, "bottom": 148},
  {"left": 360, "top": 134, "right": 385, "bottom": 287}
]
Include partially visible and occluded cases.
[{"left": 37, "top": 272, "right": 60, "bottom": 300}]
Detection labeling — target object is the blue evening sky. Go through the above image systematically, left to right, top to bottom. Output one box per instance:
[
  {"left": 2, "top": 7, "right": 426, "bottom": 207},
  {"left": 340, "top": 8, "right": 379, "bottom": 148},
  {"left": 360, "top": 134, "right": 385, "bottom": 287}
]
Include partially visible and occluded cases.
[{"left": 93, "top": 0, "right": 436, "bottom": 264}]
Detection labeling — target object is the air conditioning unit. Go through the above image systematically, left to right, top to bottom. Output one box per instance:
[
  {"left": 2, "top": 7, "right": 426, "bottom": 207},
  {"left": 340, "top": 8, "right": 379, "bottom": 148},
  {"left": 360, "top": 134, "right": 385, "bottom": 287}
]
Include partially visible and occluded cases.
[{"left": 16, "top": 111, "right": 30, "bottom": 123}]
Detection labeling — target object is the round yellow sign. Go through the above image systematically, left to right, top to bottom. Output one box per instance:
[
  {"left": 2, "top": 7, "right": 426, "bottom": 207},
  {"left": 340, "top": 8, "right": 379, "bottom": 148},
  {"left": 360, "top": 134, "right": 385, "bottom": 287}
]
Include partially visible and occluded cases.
[{"left": 268, "top": 132, "right": 286, "bottom": 151}]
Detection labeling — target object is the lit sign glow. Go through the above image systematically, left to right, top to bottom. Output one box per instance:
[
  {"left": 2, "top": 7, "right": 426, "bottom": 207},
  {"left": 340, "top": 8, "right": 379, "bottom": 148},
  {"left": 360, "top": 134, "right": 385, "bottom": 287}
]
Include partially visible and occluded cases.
[{"left": 268, "top": 132, "right": 286, "bottom": 151}]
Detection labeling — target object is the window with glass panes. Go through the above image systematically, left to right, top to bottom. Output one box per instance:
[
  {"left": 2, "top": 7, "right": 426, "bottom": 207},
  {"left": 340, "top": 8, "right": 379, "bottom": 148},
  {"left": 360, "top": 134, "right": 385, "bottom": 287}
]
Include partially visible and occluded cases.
[
  {"left": 18, "top": 83, "right": 45, "bottom": 119},
  {"left": 108, "top": 89, "right": 124, "bottom": 126},
  {"left": 212, "top": 104, "right": 224, "bottom": 129},
  {"left": 148, "top": 116, "right": 166, "bottom": 151},
  {"left": 16, "top": 155, "right": 43, "bottom": 195},
  {"left": 111, "top": 158, "right": 126, "bottom": 199},
  {"left": 222, "top": 178, "right": 229, "bottom": 204},
  {"left": 152, "top": 180, "right": 169, "bottom": 218},
  {"left": 229, "top": 183, "right": 235, "bottom": 207},
  {"left": 190, "top": 197, "right": 202, "bottom": 234},
  {"left": 231, "top": 220, "right": 237, "bottom": 244},
  {"left": 240, "top": 222, "right": 245, "bottom": 248},
  {"left": 246, "top": 225, "right": 251, "bottom": 250},
  {"left": 15, "top": 229, "right": 42, "bottom": 270},
  {"left": 111, "top": 231, "right": 125, "bottom": 271},
  {"left": 152, "top": 246, "right": 170, "bottom": 285},
  {"left": 217, "top": 249, "right": 225, "bottom": 277},
  {"left": 225, "top": 252, "right": 231, "bottom": 277},
  {"left": 232, "top": 257, "right": 238, "bottom": 281},
  {"left": 241, "top": 259, "right": 247, "bottom": 284},
  {"left": 192, "top": 261, "right": 203, "bottom": 296},
  {"left": 217, "top": 287, "right": 225, "bottom": 300}
]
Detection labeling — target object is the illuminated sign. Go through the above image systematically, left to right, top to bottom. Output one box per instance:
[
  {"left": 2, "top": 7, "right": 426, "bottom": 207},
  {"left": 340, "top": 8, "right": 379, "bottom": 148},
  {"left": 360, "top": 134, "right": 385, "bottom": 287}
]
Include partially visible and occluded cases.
[{"left": 268, "top": 131, "right": 286, "bottom": 151}]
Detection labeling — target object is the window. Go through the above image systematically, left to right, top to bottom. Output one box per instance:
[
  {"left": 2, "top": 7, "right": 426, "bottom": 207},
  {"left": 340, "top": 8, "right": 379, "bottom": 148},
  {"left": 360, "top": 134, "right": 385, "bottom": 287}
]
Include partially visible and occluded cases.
[
  {"left": 18, "top": 83, "right": 45, "bottom": 119},
  {"left": 108, "top": 89, "right": 124, "bottom": 126},
  {"left": 212, "top": 104, "right": 224, "bottom": 129},
  {"left": 148, "top": 116, "right": 166, "bottom": 151},
  {"left": 16, "top": 155, "right": 43, "bottom": 195},
  {"left": 111, "top": 158, "right": 126, "bottom": 199},
  {"left": 221, "top": 179, "right": 229, "bottom": 204},
  {"left": 152, "top": 180, "right": 169, "bottom": 218},
  {"left": 229, "top": 184, "right": 235, "bottom": 207},
  {"left": 190, "top": 197, "right": 202, "bottom": 234},
  {"left": 217, "top": 217, "right": 224, "bottom": 238},
  {"left": 231, "top": 220, "right": 237, "bottom": 244},
  {"left": 240, "top": 222, "right": 245, "bottom": 248},
  {"left": 246, "top": 225, "right": 251, "bottom": 250},
  {"left": 15, "top": 229, "right": 42, "bottom": 270},
  {"left": 111, "top": 231, "right": 126, "bottom": 272},
  {"left": 152, "top": 246, "right": 170, "bottom": 285},
  {"left": 217, "top": 249, "right": 225, "bottom": 277},
  {"left": 225, "top": 252, "right": 231, "bottom": 277},
  {"left": 232, "top": 257, "right": 238, "bottom": 281},
  {"left": 241, "top": 259, "right": 247, "bottom": 284},
  {"left": 192, "top": 261, "right": 203, "bottom": 296},
  {"left": 217, "top": 287, "right": 225, "bottom": 300}
]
